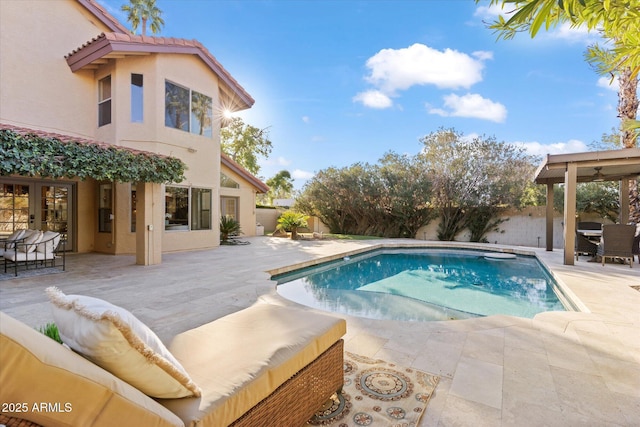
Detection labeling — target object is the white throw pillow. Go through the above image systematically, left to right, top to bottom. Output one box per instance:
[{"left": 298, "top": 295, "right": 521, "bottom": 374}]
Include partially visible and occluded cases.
[
  {"left": 20, "top": 230, "right": 43, "bottom": 253},
  {"left": 36, "top": 231, "right": 60, "bottom": 254},
  {"left": 46, "top": 287, "right": 201, "bottom": 399}
]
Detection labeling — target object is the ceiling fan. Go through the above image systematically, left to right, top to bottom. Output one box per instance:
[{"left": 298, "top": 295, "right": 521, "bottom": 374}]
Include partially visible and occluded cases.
[{"left": 592, "top": 166, "right": 605, "bottom": 182}]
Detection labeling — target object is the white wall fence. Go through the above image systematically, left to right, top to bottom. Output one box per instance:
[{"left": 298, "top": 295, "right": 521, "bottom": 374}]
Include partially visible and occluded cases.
[{"left": 258, "top": 206, "right": 608, "bottom": 249}]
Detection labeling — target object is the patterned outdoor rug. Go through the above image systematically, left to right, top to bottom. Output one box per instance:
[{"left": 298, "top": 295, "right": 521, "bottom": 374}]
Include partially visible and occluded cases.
[
  {"left": 0, "top": 267, "right": 64, "bottom": 281},
  {"left": 308, "top": 352, "right": 439, "bottom": 426}
]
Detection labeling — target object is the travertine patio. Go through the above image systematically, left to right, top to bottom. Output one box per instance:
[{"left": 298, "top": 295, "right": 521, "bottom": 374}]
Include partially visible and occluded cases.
[{"left": 1, "top": 237, "right": 639, "bottom": 426}]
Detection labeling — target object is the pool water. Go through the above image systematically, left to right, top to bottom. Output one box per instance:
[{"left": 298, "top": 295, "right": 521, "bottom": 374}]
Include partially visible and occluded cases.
[{"left": 274, "top": 249, "right": 568, "bottom": 321}]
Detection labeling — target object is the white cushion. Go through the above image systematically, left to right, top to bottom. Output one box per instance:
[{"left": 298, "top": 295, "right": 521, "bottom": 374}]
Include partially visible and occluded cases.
[
  {"left": 2, "top": 229, "right": 26, "bottom": 250},
  {"left": 19, "top": 230, "right": 43, "bottom": 253},
  {"left": 36, "top": 231, "right": 60, "bottom": 254},
  {"left": 4, "top": 250, "right": 56, "bottom": 262},
  {"left": 46, "top": 287, "right": 201, "bottom": 399}
]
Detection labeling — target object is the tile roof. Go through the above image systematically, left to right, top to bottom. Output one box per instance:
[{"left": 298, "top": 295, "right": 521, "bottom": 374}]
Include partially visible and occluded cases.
[
  {"left": 76, "top": 0, "right": 129, "bottom": 34},
  {"left": 65, "top": 32, "right": 254, "bottom": 111},
  {"left": 0, "top": 123, "right": 173, "bottom": 159},
  {"left": 221, "top": 152, "right": 269, "bottom": 193}
]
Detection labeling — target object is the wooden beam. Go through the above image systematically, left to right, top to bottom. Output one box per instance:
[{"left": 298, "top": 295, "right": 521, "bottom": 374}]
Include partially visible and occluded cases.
[
  {"left": 563, "top": 163, "right": 577, "bottom": 265},
  {"left": 620, "top": 178, "right": 630, "bottom": 224},
  {"left": 546, "top": 183, "right": 554, "bottom": 251}
]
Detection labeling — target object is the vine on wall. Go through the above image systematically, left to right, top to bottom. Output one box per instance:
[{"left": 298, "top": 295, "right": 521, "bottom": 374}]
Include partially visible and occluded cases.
[{"left": 0, "top": 130, "right": 185, "bottom": 183}]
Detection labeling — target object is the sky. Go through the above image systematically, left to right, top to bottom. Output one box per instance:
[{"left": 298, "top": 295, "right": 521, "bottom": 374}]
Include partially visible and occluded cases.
[{"left": 98, "top": 0, "right": 624, "bottom": 189}]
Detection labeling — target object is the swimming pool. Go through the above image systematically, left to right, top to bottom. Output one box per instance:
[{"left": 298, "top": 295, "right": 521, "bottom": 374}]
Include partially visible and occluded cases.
[{"left": 274, "top": 248, "right": 573, "bottom": 321}]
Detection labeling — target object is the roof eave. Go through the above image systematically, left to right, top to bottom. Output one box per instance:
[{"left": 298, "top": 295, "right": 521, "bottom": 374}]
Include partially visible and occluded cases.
[{"left": 221, "top": 154, "right": 269, "bottom": 193}]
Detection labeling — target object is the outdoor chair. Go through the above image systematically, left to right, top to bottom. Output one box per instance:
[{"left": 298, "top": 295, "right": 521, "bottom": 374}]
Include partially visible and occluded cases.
[
  {"left": 577, "top": 221, "right": 602, "bottom": 230},
  {"left": 596, "top": 224, "right": 635, "bottom": 268},
  {"left": 0, "top": 229, "right": 27, "bottom": 258},
  {"left": 3, "top": 230, "right": 65, "bottom": 276},
  {"left": 575, "top": 231, "right": 598, "bottom": 260}
]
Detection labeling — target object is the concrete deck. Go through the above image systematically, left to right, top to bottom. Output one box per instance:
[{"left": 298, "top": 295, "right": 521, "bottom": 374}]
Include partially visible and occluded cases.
[{"left": 1, "top": 237, "right": 639, "bottom": 426}]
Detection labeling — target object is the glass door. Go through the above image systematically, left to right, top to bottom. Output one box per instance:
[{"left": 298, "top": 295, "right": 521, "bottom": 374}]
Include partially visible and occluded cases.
[
  {"left": 0, "top": 183, "right": 30, "bottom": 237},
  {"left": 36, "top": 183, "right": 73, "bottom": 250}
]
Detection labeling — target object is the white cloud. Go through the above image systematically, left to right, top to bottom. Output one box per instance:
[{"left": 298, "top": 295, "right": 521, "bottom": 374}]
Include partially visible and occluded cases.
[
  {"left": 473, "top": 4, "right": 506, "bottom": 20},
  {"left": 545, "top": 22, "right": 598, "bottom": 45},
  {"left": 363, "top": 43, "right": 490, "bottom": 94},
  {"left": 597, "top": 75, "right": 619, "bottom": 92},
  {"left": 353, "top": 90, "right": 393, "bottom": 109},
  {"left": 428, "top": 93, "right": 507, "bottom": 123},
  {"left": 302, "top": 116, "right": 311, "bottom": 123},
  {"left": 515, "top": 139, "right": 588, "bottom": 156},
  {"left": 265, "top": 156, "right": 292, "bottom": 166},
  {"left": 292, "top": 169, "right": 314, "bottom": 180}
]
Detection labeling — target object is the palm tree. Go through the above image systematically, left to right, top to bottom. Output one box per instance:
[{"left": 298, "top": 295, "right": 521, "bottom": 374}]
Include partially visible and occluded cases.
[{"left": 121, "top": 0, "right": 165, "bottom": 36}]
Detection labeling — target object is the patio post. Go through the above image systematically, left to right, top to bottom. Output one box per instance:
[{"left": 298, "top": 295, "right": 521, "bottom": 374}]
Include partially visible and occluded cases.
[
  {"left": 563, "top": 163, "right": 577, "bottom": 265},
  {"left": 620, "top": 178, "right": 630, "bottom": 224},
  {"left": 135, "top": 182, "right": 163, "bottom": 265},
  {"left": 546, "top": 183, "right": 554, "bottom": 251}
]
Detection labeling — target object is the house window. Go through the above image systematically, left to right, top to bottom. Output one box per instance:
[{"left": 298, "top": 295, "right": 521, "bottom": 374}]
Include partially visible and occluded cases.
[
  {"left": 131, "top": 74, "right": 143, "bottom": 123},
  {"left": 98, "top": 76, "right": 112, "bottom": 127},
  {"left": 164, "top": 80, "right": 212, "bottom": 137},
  {"left": 165, "top": 81, "right": 189, "bottom": 131},
  {"left": 191, "top": 91, "right": 212, "bottom": 137},
  {"left": 221, "top": 173, "right": 240, "bottom": 189},
  {"left": 98, "top": 183, "right": 112, "bottom": 232},
  {"left": 164, "top": 186, "right": 212, "bottom": 231},
  {"left": 165, "top": 186, "right": 189, "bottom": 230},
  {"left": 191, "top": 188, "right": 211, "bottom": 230},
  {"left": 221, "top": 197, "right": 238, "bottom": 220}
]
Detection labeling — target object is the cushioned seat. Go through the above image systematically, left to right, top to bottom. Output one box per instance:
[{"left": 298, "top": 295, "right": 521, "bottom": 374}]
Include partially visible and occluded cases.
[
  {"left": 158, "top": 302, "right": 346, "bottom": 427},
  {"left": 0, "top": 312, "right": 184, "bottom": 427}
]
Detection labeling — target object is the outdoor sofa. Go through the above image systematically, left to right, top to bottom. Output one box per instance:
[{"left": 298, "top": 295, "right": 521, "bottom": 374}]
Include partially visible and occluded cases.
[
  {"left": 1, "top": 229, "right": 65, "bottom": 276},
  {"left": 0, "top": 288, "right": 346, "bottom": 426}
]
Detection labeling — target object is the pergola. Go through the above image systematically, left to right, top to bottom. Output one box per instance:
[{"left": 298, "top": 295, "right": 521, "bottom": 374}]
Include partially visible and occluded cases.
[{"left": 534, "top": 148, "right": 640, "bottom": 265}]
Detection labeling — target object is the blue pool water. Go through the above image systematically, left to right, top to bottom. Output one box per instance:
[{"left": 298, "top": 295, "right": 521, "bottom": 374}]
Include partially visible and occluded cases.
[{"left": 274, "top": 249, "right": 569, "bottom": 321}]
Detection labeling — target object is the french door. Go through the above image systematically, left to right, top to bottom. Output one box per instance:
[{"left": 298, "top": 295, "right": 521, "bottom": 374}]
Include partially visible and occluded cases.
[{"left": 0, "top": 180, "right": 74, "bottom": 250}]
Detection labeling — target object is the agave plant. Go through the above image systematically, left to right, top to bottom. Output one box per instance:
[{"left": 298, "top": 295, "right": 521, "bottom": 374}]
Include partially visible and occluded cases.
[{"left": 220, "top": 215, "right": 242, "bottom": 243}]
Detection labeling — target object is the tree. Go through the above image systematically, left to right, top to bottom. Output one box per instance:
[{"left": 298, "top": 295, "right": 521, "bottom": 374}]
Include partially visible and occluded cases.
[
  {"left": 121, "top": 0, "right": 165, "bottom": 36},
  {"left": 482, "top": 0, "right": 639, "bottom": 221},
  {"left": 482, "top": 0, "right": 639, "bottom": 145},
  {"left": 220, "top": 117, "right": 272, "bottom": 176},
  {"left": 420, "top": 128, "right": 537, "bottom": 242},
  {"left": 295, "top": 154, "right": 435, "bottom": 238},
  {"left": 265, "top": 170, "right": 294, "bottom": 204},
  {"left": 276, "top": 211, "right": 308, "bottom": 240}
]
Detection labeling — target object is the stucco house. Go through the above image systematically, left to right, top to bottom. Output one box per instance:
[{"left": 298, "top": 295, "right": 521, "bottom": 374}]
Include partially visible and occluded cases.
[{"left": 0, "top": 0, "right": 267, "bottom": 264}]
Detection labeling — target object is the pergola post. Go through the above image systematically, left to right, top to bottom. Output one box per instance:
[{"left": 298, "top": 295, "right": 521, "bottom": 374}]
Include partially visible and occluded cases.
[
  {"left": 563, "top": 163, "right": 577, "bottom": 265},
  {"left": 620, "top": 178, "right": 630, "bottom": 224},
  {"left": 136, "top": 182, "right": 163, "bottom": 265},
  {"left": 545, "top": 183, "right": 554, "bottom": 251}
]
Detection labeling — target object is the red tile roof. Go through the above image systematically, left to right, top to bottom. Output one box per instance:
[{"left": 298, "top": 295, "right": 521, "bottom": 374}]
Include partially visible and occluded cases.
[
  {"left": 77, "top": 0, "right": 129, "bottom": 34},
  {"left": 65, "top": 32, "right": 254, "bottom": 111},
  {"left": 0, "top": 123, "right": 173, "bottom": 159},
  {"left": 221, "top": 152, "right": 269, "bottom": 193}
]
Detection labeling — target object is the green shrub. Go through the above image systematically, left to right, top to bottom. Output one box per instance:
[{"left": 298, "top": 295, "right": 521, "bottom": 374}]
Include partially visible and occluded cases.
[
  {"left": 276, "top": 211, "right": 309, "bottom": 240},
  {"left": 220, "top": 215, "right": 242, "bottom": 242},
  {"left": 37, "top": 322, "right": 63, "bottom": 344}
]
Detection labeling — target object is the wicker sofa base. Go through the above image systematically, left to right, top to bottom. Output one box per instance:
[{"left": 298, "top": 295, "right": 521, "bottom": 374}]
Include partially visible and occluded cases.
[{"left": 231, "top": 339, "right": 344, "bottom": 427}]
